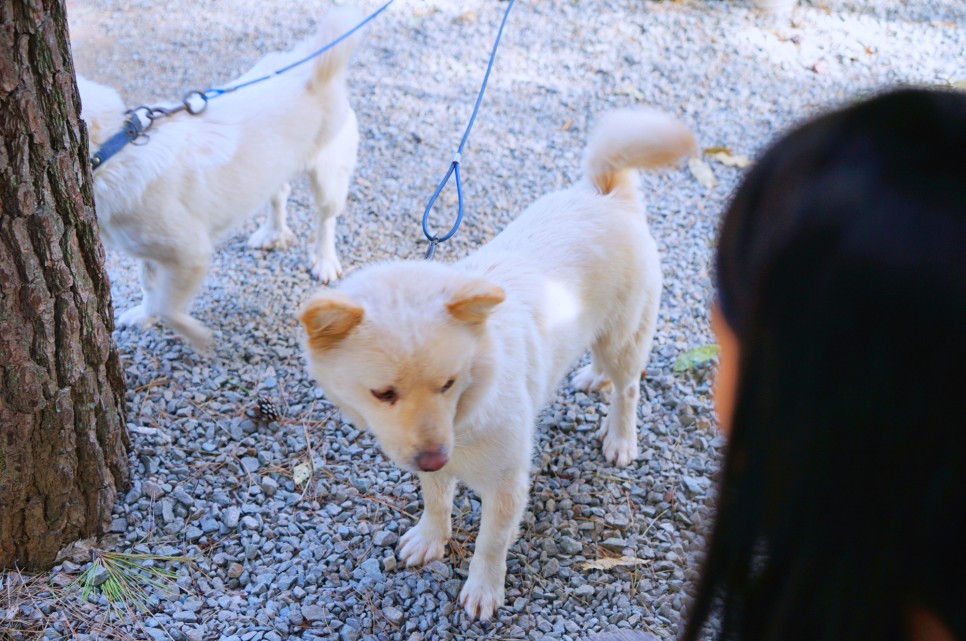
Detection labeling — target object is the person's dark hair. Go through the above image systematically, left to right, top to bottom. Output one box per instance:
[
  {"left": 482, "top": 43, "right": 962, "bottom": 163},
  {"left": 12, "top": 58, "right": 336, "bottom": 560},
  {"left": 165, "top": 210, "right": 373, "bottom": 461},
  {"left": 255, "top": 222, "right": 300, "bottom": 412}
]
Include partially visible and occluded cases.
[{"left": 684, "top": 88, "right": 966, "bottom": 641}]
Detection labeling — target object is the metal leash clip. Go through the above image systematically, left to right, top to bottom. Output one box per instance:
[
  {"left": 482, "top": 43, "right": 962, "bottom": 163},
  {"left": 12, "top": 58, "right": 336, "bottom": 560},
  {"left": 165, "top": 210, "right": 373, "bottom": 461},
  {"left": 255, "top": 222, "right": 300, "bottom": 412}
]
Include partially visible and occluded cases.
[
  {"left": 128, "top": 89, "right": 209, "bottom": 129},
  {"left": 148, "top": 90, "right": 209, "bottom": 118},
  {"left": 92, "top": 91, "right": 209, "bottom": 169}
]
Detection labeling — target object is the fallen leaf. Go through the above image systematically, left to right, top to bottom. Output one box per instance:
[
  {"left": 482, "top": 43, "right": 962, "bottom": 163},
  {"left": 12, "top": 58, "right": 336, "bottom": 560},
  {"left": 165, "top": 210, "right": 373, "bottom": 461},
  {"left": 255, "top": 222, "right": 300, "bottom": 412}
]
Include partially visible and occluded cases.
[
  {"left": 616, "top": 85, "right": 645, "bottom": 101},
  {"left": 561, "top": 118, "right": 573, "bottom": 132},
  {"left": 703, "top": 145, "right": 732, "bottom": 155},
  {"left": 705, "top": 149, "right": 752, "bottom": 168},
  {"left": 688, "top": 157, "right": 716, "bottom": 189},
  {"left": 674, "top": 344, "right": 721, "bottom": 372},
  {"left": 293, "top": 461, "right": 312, "bottom": 485},
  {"left": 55, "top": 537, "right": 101, "bottom": 564},
  {"left": 580, "top": 556, "right": 650, "bottom": 571}
]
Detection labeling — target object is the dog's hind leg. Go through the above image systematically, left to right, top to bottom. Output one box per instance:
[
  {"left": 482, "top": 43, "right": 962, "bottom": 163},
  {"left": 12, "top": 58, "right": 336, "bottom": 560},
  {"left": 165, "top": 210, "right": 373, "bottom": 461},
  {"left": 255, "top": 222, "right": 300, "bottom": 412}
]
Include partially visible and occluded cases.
[
  {"left": 307, "top": 109, "right": 359, "bottom": 283},
  {"left": 247, "top": 182, "right": 296, "bottom": 250},
  {"left": 153, "top": 248, "right": 214, "bottom": 350},
  {"left": 117, "top": 260, "right": 160, "bottom": 328},
  {"left": 593, "top": 286, "right": 660, "bottom": 467},
  {"left": 398, "top": 471, "right": 456, "bottom": 566}
]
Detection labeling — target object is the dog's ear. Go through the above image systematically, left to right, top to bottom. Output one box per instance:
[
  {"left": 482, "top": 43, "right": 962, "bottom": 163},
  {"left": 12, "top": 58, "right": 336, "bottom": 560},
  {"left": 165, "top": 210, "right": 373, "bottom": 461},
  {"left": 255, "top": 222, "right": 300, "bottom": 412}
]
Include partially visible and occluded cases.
[
  {"left": 446, "top": 279, "right": 505, "bottom": 324},
  {"left": 298, "top": 291, "right": 364, "bottom": 350}
]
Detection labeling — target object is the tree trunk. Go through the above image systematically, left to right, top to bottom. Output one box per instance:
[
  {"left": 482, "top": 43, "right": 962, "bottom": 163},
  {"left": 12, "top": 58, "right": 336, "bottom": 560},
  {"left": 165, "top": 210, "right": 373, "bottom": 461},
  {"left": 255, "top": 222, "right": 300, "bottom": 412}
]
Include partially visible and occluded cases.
[{"left": 0, "top": 0, "right": 129, "bottom": 570}]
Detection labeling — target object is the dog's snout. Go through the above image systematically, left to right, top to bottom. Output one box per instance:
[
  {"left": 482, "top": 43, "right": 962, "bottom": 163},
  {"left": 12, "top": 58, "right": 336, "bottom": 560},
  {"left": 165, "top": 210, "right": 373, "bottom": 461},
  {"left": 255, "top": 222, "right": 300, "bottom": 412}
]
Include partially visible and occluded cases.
[{"left": 415, "top": 447, "right": 449, "bottom": 472}]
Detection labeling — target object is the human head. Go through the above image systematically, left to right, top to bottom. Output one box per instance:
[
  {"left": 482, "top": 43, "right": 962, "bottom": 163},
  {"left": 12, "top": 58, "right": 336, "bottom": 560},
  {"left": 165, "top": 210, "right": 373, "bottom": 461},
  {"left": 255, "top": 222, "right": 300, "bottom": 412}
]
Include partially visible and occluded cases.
[{"left": 687, "top": 88, "right": 966, "bottom": 641}]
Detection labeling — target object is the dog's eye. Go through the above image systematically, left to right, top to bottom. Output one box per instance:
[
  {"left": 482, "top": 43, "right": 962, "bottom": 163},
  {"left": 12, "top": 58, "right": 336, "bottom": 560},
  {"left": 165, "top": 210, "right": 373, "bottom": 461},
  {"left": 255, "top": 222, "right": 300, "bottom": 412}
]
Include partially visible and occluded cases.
[
  {"left": 440, "top": 378, "right": 456, "bottom": 393},
  {"left": 371, "top": 387, "right": 398, "bottom": 404}
]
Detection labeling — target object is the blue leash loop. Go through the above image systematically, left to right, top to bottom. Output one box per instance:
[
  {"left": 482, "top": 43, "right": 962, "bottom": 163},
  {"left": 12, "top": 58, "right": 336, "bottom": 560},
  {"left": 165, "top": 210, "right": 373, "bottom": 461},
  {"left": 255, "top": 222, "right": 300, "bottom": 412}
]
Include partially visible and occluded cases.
[
  {"left": 89, "top": 0, "right": 394, "bottom": 170},
  {"left": 422, "top": 0, "right": 515, "bottom": 260}
]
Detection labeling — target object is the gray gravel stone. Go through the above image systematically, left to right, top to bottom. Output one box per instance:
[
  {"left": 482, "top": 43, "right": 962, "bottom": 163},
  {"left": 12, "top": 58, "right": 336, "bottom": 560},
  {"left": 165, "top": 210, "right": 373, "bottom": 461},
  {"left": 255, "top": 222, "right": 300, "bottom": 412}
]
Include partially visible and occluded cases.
[
  {"left": 260, "top": 476, "right": 279, "bottom": 496},
  {"left": 143, "top": 481, "right": 165, "bottom": 500},
  {"left": 222, "top": 506, "right": 241, "bottom": 529},
  {"left": 372, "top": 530, "right": 398, "bottom": 547},
  {"left": 559, "top": 536, "right": 584, "bottom": 555},
  {"left": 601, "top": 537, "right": 627, "bottom": 553},
  {"left": 363, "top": 557, "right": 384, "bottom": 578},
  {"left": 90, "top": 565, "right": 111, "bottom": 587},
  {"left": 301, "top": 604, "right": 326, "bottom": 621},
  {"left": 383, "top": 605, "right": 405, "bottom": 625},
  {"left": 340, "top": 620, "right": 362, "bottom": 641},
  {"left": 143, "top": 628, "right": 166, "bottom": 641},
  {"left": 183, "top": 629, "right": 205, "bottom": 641}
]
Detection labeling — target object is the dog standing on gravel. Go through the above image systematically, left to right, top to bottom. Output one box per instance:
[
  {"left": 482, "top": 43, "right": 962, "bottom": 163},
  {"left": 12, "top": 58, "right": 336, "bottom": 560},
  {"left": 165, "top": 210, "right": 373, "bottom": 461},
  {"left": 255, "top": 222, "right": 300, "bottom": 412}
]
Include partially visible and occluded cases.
[
  {"left": 78, "top": 7, "right": 361, "bottom": 349},
  {"left": 298, "top": 109, "right": 695, "bottom": 619}
]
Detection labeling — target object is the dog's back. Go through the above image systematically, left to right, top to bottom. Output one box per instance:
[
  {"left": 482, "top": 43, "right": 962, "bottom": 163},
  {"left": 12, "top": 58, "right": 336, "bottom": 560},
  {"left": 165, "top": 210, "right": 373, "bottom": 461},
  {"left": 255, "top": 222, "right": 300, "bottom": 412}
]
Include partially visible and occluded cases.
[
  {"left": 236, "top": 6, "right": 362, "bottom": 99},
  {"left": 470, "top": 109, "right": 696, "bottom": 277}
]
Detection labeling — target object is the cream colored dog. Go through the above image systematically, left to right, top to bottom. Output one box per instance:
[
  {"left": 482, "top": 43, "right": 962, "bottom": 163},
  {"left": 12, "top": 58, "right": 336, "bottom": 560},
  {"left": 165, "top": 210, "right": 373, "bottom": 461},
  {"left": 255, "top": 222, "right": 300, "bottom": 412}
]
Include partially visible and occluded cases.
[
  {"left": 77, "top": 7, "right": 361, "bottom": 349},
  {"left": 298, "top": 109, "right": 695, "bottom": 619}
]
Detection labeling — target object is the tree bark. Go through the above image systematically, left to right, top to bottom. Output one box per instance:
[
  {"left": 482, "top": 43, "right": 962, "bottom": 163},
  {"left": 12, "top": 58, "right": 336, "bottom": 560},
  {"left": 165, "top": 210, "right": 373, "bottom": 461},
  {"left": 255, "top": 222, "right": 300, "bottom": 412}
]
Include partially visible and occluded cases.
[{"left": 0, "top": 0, "right": 129, "bottom": 570}]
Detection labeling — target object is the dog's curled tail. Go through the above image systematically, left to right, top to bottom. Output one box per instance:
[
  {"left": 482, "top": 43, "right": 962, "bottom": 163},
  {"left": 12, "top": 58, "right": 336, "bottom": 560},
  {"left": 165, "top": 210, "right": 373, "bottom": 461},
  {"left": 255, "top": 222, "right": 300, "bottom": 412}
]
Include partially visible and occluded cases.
[
  {"left": 306, "top": 6, "right": 365, "bottom": 89},
  {"left": 583, "top": 109, "right": 697, "bottom": 197}
]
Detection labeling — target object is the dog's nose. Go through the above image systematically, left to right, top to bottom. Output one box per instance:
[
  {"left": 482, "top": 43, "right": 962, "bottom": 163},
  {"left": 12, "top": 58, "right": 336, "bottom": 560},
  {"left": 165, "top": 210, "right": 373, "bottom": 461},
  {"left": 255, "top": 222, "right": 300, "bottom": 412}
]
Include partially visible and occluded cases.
[{"left": 415, "top": 448, "right": 448, "bottom": 472}]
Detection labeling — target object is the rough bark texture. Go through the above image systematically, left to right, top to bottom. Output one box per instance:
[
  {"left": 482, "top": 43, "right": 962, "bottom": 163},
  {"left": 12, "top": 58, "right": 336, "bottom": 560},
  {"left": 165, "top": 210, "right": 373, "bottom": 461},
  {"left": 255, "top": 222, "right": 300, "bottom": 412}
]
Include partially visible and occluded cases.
[{"left": 0, "top": 0, "right": 129, "bottom": 570}]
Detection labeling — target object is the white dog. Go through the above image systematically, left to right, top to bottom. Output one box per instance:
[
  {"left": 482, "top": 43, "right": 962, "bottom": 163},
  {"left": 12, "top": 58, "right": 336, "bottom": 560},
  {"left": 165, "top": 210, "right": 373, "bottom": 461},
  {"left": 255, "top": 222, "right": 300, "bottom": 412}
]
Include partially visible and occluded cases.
[
  {"left": 78, "top": 7, "right": 361, "bottom": 349},
  {"left": 298, "top": 109, "right": 695, "bottom": 619}
]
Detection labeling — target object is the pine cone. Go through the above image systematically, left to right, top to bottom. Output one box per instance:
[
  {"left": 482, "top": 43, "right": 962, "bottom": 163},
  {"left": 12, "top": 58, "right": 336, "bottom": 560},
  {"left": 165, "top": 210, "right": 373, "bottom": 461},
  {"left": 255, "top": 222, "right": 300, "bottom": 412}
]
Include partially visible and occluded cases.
[{"left": 256, "top": 397, "right": 281, "bottom": 423}]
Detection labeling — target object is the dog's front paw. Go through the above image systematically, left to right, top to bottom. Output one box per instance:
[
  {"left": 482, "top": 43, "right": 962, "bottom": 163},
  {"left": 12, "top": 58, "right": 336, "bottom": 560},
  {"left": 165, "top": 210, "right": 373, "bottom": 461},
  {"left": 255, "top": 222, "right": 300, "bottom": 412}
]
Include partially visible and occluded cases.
[
  {"left": 247, "top": 224, "right": 296, "bottom": 250},
  {"left": 310, "top": 254, "right": 343, "bottom": 284},
  {"left": 117, "top": 304, "right": 157, "bottom": 328},
  {"left": 572, "top": 364, "right": 612, "bottom": 393},
  {"left": 599, "top": 417, "right": 638, "bottom": 467},
  {"left": 397, "top": 522, "right": 448, "bottom": 567},
  {"left": 459, "top": 575, "right": 505, "bottom": 621}
]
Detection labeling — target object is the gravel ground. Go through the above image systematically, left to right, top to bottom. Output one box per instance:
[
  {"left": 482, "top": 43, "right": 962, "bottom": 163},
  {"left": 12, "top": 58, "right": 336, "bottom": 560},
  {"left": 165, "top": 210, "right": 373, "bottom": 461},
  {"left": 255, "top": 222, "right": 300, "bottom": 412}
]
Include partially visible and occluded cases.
[{"left": 7, "top": 0, "right": 963, "bottom": 640}]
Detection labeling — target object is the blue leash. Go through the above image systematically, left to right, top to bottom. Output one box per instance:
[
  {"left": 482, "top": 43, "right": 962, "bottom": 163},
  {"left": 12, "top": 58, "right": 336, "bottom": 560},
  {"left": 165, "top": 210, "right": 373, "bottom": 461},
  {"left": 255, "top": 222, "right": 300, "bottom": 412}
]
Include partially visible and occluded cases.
[
  {"left": 90, "top": 0, "right": 394, "bottom": 170},
  {"left": 422, "top": 0, "right": 515, "bottom": 260},
  {"left": 90, "top": 114, "right": 144, "bottom": 170}
]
